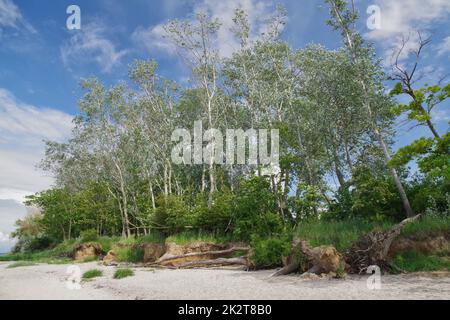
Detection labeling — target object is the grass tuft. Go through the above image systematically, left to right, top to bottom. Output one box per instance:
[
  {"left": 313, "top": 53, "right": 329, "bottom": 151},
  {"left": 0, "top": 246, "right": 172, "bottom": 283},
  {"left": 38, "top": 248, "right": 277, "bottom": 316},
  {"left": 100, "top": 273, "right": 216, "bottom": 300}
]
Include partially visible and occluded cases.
[
  {"left": 113, "top": 268, "right": 134, "bottom": 279},
  {"left": 82, "top": 269, "right": 103, "bottom": 279}
]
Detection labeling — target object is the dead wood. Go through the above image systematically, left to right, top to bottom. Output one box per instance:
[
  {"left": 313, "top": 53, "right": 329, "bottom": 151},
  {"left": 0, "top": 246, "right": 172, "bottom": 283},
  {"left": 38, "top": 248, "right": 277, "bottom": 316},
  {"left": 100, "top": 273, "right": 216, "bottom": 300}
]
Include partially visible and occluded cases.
[
  {"left": 345, "top": 215, "right": 421, "bottom": 274},
  {"left": 156, "top": 246, "right": 250, "bottom": 265},
  {"left": 176, "top": 257, "right": 248, "bottom": 268}
]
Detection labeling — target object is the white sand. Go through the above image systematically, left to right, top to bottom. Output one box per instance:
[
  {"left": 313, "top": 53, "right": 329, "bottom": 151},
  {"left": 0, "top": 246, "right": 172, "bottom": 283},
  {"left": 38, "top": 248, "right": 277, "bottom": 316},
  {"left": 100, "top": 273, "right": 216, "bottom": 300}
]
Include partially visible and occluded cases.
[{"left": 1, "top": 261, "right": 449, "bottom": 300}]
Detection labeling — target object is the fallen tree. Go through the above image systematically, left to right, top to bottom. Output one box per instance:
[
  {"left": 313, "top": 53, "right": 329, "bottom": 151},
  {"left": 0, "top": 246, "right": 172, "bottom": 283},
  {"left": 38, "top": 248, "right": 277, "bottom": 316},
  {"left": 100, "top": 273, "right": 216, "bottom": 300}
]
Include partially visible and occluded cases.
[
  {"left": 345, "top": 214, "right": 421, "bottom": 274},
  {"left": 272, "top": 215, "right": 422, "bottom": 277},
  {"left": 271, "top": 239, "right": 344, "bottom": 277}
]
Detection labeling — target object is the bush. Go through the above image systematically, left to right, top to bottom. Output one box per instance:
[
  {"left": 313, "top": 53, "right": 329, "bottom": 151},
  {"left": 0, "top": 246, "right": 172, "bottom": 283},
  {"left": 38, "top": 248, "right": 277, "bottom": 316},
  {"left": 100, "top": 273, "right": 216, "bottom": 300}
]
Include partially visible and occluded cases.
[
  {"left": 233, "top": 177, "right": 284, "bottom": 241},
  {"left": 194, "top": 190, "right": 235, "bottom": 234},
  {"left": 153, "top": 195, "right": 195, "bottom": 233},
  {"left": 80, "top": 229, "right": 99, "bottom": 243},
  {"left": 13, "top": 235, "right": 56, "bottom": 253},
  {"left": 250, "top": 235, "right": 292, "bottom": 269},
  {"left": 113, "top": 268, "right": 134, "bottom": 279},
  {"left": 82, "top": 269, "right": 103, "bottom": 279}
]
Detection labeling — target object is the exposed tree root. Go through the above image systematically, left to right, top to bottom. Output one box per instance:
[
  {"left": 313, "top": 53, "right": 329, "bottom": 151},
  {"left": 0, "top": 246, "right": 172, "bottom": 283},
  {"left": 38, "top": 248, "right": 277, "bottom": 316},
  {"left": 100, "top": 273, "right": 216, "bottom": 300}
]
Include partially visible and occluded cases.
[{"left": 345, "top": 215, "right": 421, "bottom": 274}]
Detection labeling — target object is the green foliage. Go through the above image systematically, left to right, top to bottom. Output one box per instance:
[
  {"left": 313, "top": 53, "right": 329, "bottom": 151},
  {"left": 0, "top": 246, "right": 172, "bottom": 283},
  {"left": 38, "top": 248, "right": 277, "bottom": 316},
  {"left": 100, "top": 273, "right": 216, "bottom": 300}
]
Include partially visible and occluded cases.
[
  {"left": 390, "top": 82, "right": 450, "bottom": 125},
  {"left": 417, "top": 133, "right": 450, "bottom": 180},
  {"left": 389, "top": 138, "right": 434, "bottom": 168},
  {"left": 326, "top": 166, "right": 404, "bottom": 221},
  {"left": 407, "top": 175, "right": 450, "bottom": 216},
  {"left": 233, "top": 177, "right": 285, "bottom": 241},
  {"left": 288, "top": 183, "right": 322, "bottom": 221},
  {"left": 194, "top": 190, "right": 235, "bottom": 233},
  {"left": 153, "top": 195, "right": 194, "bottom": 233},
  {"left": 401, "top": 215, "right": 450, "bottom": 238},
  {"left": 297, "top": 219, "right": 392, "bottom": 251},
  {"left": 80, "top": 229, "right": 99, "bottom": 243},
  {"left": 166, "top": 231, "right": 232, "bottom": 245},
  {"left": 12, "top": 234, "right": 56, "bottom": 254},
  {"left": 250, "top": 235, "right": 292, "bottom": 268},
  {"left": 114, "top": 245, "right": 144, "bottom": 263},
  {"left": 392, "top": 252, "right": 450, "bottom": 272},
  {"left": 113, "top": 268, "right": 135, "bottom": 279},
  {"left": 82, "top": 269, "right": 103, "bottom": 279}
]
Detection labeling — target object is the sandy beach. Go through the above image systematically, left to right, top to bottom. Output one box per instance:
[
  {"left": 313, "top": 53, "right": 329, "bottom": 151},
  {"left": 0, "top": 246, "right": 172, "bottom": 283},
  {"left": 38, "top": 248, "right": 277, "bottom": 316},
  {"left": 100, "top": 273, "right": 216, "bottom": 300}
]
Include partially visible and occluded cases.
[{"left": 0, "top": 261, "right": 449, "bottom": 300}]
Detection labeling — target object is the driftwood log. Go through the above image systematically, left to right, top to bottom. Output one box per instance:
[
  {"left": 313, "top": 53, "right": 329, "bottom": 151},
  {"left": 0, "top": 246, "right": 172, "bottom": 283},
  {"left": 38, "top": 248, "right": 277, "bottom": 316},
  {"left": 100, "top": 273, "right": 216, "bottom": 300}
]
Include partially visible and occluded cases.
[
  {"left": 345, "top": 214, "right": 421, "bottom": 274},
  {"left": 156, "top": 247, "right": 250, "bottom": 267},
  {"left": 176, "top": 257, "right": 248, "bottom": 268}
]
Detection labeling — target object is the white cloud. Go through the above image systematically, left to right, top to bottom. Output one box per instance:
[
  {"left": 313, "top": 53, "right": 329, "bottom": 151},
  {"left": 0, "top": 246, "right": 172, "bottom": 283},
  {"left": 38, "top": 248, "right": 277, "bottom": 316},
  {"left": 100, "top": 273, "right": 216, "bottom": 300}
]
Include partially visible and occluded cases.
[
  {"left": 0, "top": 0, "right": 35, "bottom": 33},
  {"left": 132, "top": 0, "right": 282, "bottom": 58},
  {"left": 196, "top": 0, "right": 278, "bottom": 57},
  {"left": 365, "top": 0, "right": 450, "bottom": 65},
  {"left": 367, "top": 0, "right": 450, "bottom": 41},
  {"left": 61, "top": 21, "right": 128, "bottom": 73},
  {"left": 132, "top": 24, "right": 177, "bottom": 55},
  {"left": 437, "top": 36, "right": 450, "bottom": 56},
  {"left": 0, "top": 88, "right": 73, "bottom": 202},
  {"left": 0, "top": 89, "right": 72, "bottom": 251},
  {"left": 0, "top": 89, "right": 73, "bottom": 142},
  {"left": 432, "top": 109, "right": 450, "bottom": 123},
  {"left": 0, "top": 230, "right": 15, "bottom": 253},
  {"left": 0, "top": 231, "right": 10, "bottom": 242}
]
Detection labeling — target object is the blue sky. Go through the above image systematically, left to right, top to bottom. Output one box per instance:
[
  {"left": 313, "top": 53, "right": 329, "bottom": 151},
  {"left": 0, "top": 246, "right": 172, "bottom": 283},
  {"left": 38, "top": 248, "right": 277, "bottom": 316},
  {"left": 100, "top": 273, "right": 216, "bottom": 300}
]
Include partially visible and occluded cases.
[{"left": 0, "top": 0, "right": 449, "bottom": 251}]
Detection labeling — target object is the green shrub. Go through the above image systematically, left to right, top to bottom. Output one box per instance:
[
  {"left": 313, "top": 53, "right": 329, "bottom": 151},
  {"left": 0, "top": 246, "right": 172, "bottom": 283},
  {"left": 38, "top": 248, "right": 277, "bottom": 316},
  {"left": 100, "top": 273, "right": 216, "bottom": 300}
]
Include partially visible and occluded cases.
[
  {"left": 233, "top": 177, "right": 284, "bottom": 241},
  {"left": 194, "top": 190, "right": 235, "bottom": 234},
  {"left": 153, "top": 195, "right": 195, "bottom": 233},
  {"left": 80, "top": 229, "right": 99, "bottom": 243},
  {"left": 13, "top": 235, "right": 56, "bottom": 253},
  {"left": 250, "top": 235, "right": 292, "bottom": 269},
  {"left": 113, "top": 268, "right": 134, "bottom": 279},
  {"left": 82, "top": 269, "right": 103, "bottom": 279}
]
